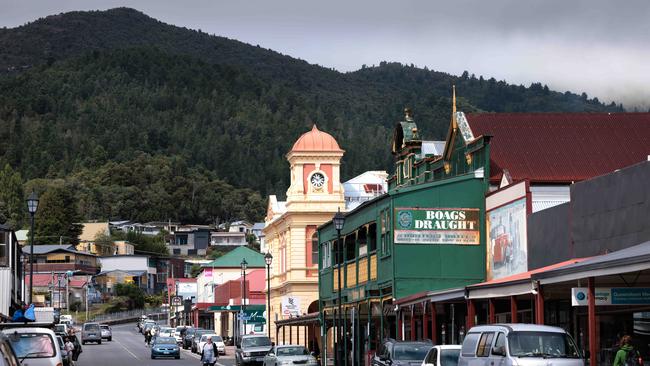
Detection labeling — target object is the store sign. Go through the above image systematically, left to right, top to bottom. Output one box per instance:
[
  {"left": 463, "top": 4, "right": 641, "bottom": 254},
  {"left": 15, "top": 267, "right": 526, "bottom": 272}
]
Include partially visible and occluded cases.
[
  {"left": 394, "top": 208, "right": 480, "bottom": 245},
  {"left": 204, "top": 268, "right": 212, "bottom": 278},
  {"left": 572, "top": 287, "right": 650, "bottom": 306},
  {"left": 281, "top": 296, "right": 301, "bottom": 318}
]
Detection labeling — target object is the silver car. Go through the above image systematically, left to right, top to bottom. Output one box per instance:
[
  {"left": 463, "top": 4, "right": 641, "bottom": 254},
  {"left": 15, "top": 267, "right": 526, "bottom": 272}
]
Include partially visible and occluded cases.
[
  {"left": 81, "top": 322, "right": 102, "bottom": 345},
  {"left": 100, "top": 324, "right": 112, "bottom": 341},
  {"left": 458, "top": 324, "right": 584, "bottom": 366},
  {"left": 263, "top": 345, "right": 317, "bottom": 366}
]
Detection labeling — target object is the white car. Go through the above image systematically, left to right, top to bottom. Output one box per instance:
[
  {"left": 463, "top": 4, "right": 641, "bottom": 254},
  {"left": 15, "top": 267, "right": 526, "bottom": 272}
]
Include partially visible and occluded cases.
[
  {"left": 3, "top": 326, "right": 64, "bottom": 366},
  {"left": 158, "top": 327, "right": 174, "bottom": 338},
  {"left": 197, "top": 334, "right": 226, "bottom": 355},
  {"left": 263, "top": 345, "right": 317, "bottom": 366},
  {"left": 422, "top": 345, "right": 461, "bottom": 366}
]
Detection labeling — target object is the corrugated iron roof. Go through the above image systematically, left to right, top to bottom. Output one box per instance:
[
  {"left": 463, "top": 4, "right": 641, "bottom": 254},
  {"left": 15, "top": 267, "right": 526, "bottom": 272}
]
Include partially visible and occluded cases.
[{"left": 467, "top": 113, "right": 650, "bottom": 183}]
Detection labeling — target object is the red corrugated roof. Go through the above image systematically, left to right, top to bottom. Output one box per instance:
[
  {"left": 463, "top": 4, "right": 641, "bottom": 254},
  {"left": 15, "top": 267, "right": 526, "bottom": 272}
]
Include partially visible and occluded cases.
[{"left": 466, "top": 113, "right": 650, "bottom": 183}]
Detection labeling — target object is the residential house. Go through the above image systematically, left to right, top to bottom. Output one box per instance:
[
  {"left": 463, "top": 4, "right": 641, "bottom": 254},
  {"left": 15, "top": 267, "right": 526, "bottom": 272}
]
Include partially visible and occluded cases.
[
  {"left": 343, "top": 170, "right": 388, "bottom": 210},
  {"left": 219, "top": 221, "right": 253, "bottom": 235},
  {"left": 76, "top": 222, "right": 111, "bottom": 256},
  {"left": 252, "top": 223, "right": 266, "bottom": 252},
  {"left": 0, "top": 225, "right": 21, "bottom": 320},
  {"left": 168, "top": 226, "right": 210, "bottom": 256},
  {"left": 210, "top": 231, "right": 247, "bottom": 246},
  {"left": 114, "top": 241, "right": 135, "bottom": 255},
  {"left": 22, "top": 245, "right": 99, "bottom": 275},
  {"left": 99, "top": 255, "right": 157, "bottom": 293},
  {"left": 184, "top": 259, "right": 211, "bottom": 278},
  {"left": 94, "top": 270, "right": 148, "bottom": 299},
  {"left": 25, "top": 273, "right": 98, "bottom": 309}
]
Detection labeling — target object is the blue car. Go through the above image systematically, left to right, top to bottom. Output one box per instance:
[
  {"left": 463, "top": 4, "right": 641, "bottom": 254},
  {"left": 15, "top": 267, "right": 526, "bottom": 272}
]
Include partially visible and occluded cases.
[{"left": 151, "top": 337, "right": 180, "bottom": 359}]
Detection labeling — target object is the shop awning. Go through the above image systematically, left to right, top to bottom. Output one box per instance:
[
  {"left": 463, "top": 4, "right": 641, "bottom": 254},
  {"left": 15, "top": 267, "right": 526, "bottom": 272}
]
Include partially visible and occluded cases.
[
  {"left": 534, "top": 240, "right": 650, "bottom": 285},
  {"left": 467, "top": 258, "right": 588, "bottom": 299},
  {"left": 396, "top": 287, "right": 466, "bottom": 307},
  {"left": 275, "top": 312, "right": 320, "bottom": 327}
]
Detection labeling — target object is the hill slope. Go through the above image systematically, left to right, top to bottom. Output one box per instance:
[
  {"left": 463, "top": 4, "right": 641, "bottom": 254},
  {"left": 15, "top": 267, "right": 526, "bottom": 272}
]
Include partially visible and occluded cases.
[{"left": 0, "top": 8, "right": 624, "bottom": 223}]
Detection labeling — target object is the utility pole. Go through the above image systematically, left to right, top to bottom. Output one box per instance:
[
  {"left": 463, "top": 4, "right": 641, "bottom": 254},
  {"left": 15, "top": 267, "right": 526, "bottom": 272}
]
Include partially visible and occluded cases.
[
  {"left": 50, "top": 271, "right": 55, "bottom": 307},
  {"left": 85, "top": 280, "right": 89, "bottom": 321}
]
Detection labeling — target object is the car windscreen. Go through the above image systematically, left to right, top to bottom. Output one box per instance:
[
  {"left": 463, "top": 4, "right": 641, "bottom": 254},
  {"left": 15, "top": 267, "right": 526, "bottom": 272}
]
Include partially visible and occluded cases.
[
  {"left": 84, "top": 324, "right": 100, "bottom": 332},
  {"left": 54, "top": 325, "right": 65, "bottom": 333},
  {"left": 100, "top": 325, "right": 109, "bottom": 329},
  {"left": 508, "top": 331, "right": 581, "bottom": 358},
  {"left": 8, "top": 333, "right": 56, "bottom": 359},
  {"left": 213, "top": 336, "right": 223, "bottom": 342},
  {"left": 154, "top": 337, "right": 177, "bottom": 345},
  {"left": 242, "top": 337, "right": 272, "bottom": 348},
  {"left": 393, "top": 344, "right": 431, "bottom": 361},
  {"left": 277, "top": 346, "right": 308, "bottom": 356},
  {"left": 440, "top": 349, "right": 460, "bottom": 366}
]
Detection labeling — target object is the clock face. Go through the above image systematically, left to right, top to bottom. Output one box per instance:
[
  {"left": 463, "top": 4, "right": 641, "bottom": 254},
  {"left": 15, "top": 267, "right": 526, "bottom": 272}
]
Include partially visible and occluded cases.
[{"left": 310, "top": 172, "right": 326, "bottom": 188}]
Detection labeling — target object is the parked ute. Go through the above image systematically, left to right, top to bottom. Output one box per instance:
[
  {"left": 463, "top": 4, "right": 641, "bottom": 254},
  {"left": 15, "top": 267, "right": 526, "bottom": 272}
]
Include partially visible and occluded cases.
[
  {"left": 458, "top": 324, "right": 584, "bottom": 366},
  {"left": 2, "top": 326, "right": 64, "bottom": 366}
]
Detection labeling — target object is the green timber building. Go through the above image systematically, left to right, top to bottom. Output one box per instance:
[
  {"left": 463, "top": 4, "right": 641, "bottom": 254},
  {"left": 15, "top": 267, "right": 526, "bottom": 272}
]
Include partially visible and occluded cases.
[{"left": 317, "top": 95, "right": 491, "bottom": 363}]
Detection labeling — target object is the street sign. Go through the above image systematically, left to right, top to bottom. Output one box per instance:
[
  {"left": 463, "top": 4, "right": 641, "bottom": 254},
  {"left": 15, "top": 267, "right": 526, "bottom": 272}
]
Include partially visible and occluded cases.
[{"left": 171, "top": 296, "right": 182, "bottom": 306}]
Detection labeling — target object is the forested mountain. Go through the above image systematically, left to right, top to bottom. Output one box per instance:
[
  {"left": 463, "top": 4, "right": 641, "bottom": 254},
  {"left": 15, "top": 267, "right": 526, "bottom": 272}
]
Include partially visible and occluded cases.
[{"left": 0, "top": 8, "right": 624, "bottom": 228}]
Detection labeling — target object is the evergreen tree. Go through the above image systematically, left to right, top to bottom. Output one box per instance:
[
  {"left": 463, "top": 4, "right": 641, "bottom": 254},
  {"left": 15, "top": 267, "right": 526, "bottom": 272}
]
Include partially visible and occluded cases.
[
  {"left": 0, "top": 164, "right": 25, "bottom": 229},
  {"left": 33, "top": 185, "right": 83, "bottom": 245}
]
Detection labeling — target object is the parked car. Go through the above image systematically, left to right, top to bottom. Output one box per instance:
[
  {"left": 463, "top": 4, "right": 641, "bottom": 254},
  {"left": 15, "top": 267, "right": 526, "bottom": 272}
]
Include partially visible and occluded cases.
[
  {"left": 81, "top": 322, "right": 102, "bottom": 345},
  {"left": 54, "top": 323, "right": 69, "bottom": 335},
  {"left": 100, "top": 324, "right": 112, "bottom": 341},
  {"left": 457, "top": 324, "right": 584, "bottom": 366},
  {"left": 2, "top": 325, "right": 64, "bottom": 366},
  {"left": 174, "top": 326, "right": 186, "bottom": 344},
  {"left": 158, "top": 327, "right": 174, "bottom": 338},
  {"left": 183, "top": 327, "right": 201, "bottom": 349},
  {"left": 191, "top": 330, "right": 211, "bottom": 353},
  {"left": 0, "top": 332, "right": 20, "bottom": 366},
  {"left": 197, "top": 334, "right": 226, "bottom": 356},
  {"left": 235, "top": 334, "right": 273, "bottom": 366},
  {"left": 56, "top": 335, "right": 70, "bottom": 366},
  {"left": 151, "top": 336, "right": 180, "bottom": 359},
  {"left": 372, "top": 338, "right": 432, "bottom": 366},
  {"left": 263, "top": 345, "right": 317, "bottom": 366},
  {"left": 421, "top": 345, "right": 461, "bottom": 366}
]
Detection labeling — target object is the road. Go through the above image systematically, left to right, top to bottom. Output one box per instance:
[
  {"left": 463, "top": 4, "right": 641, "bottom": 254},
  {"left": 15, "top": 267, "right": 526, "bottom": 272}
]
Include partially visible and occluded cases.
[{"left": 75, "top": 323, "right": 236, "bottom": 366}]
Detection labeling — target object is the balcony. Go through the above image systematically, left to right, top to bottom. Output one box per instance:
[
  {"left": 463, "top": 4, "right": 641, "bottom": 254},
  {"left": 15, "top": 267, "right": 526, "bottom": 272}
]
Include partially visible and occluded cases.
[{"left": 25, "top": 263, "right": 99, "bottom": 274}]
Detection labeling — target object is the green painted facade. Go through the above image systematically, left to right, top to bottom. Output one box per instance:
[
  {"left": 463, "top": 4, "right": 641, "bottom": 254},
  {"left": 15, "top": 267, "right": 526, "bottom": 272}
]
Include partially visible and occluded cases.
[{"left": 318, "top": 109, "right": 491, "bottom": 306}]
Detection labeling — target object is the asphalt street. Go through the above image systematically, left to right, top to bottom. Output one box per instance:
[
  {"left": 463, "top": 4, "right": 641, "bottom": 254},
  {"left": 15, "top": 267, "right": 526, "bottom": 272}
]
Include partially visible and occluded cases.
[{"left": 74, "top": 323, "right": 236, "bottom": 366}]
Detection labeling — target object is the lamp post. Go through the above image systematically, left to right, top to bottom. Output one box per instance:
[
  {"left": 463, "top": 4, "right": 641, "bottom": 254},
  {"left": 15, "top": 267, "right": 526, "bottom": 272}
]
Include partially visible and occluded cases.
[
  {"left": 26, "top": 191, "right": 39, "bottom": 304},
  {"left": 332, "top": 208, "right": 346, "bottom": 366},
  {"left": 264, "top": 252, "right": 273, "bottom": 337},
  {"left": 241, "top": 258, "right": 248, "bottom": 337}
]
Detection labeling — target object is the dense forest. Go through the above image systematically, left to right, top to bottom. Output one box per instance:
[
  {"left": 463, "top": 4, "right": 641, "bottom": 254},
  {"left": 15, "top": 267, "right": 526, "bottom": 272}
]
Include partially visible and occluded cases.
[{"left": 0, "top": 8, "right": 624, "bottom": 231}]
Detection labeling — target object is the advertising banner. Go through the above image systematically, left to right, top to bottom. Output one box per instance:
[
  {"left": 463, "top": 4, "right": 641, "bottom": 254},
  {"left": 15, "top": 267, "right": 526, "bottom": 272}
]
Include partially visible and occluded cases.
[
  {"left": 487, "top": 197, "right": 528, "bottom": 280},
  {"left": 393, "top": 208, "right": 480, "bottom": 245},
  {"left": 204, "top": 268, "right": 212, "bottom": 278},
  {"left": 572, "top": 287, "right": 650, "bottom": 306},
  {"left": 281, "top": 296, "right": 301, "bottom": 318}
]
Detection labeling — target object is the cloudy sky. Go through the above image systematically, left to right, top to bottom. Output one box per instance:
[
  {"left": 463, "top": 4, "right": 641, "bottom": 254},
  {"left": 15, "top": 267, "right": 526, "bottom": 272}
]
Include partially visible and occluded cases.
[{"left": 2, "top": 0, "right": 649, "bottom": 109}]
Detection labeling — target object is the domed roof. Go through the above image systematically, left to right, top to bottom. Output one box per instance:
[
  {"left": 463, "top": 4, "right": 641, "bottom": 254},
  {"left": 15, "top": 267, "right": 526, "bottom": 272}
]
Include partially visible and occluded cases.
[{"left": 291, "top": 125, "right": 343, "bottom": 152}]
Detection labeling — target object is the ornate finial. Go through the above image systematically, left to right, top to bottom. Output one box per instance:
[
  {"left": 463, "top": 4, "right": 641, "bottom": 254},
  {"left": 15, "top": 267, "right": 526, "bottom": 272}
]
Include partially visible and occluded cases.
[
  {"left": 452, "top": 85, "right": 457, "bottom": 115},
  {"left": 404, "top": 108, "right": 413, "bottom": 121},
  {"left": 311, "top": 124, "right": 318, "bottom": 131}
]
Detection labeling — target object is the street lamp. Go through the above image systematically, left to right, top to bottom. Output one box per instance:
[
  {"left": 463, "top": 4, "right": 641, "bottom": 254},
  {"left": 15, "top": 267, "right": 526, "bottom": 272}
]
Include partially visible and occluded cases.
[
  {"left": 26, "top": 191, "right": 39, "bottom": 304},
  {"left": 332, "top": 208, "right": 346, "bottom": 366},
  {"left": 264, "top": 252, "right": 273, "bottom": 337},
  {"left": 241, "top": 258, "right": 248, "bottom": 337}
]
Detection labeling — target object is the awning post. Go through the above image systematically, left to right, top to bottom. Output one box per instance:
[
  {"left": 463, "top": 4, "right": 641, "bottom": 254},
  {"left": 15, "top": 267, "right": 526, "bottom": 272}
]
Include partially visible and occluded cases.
[
  {"left": 588, "top": 277, "right": 597, "bottom": 366},
  {"left": 510, "top": 296, "right": 518, "bottom": 323}
]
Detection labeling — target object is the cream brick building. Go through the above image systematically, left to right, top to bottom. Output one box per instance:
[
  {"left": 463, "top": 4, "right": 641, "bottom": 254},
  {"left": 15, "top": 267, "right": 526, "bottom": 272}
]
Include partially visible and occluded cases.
[{"left": 263, "top": 125, "right": 345, "bottom": 347}]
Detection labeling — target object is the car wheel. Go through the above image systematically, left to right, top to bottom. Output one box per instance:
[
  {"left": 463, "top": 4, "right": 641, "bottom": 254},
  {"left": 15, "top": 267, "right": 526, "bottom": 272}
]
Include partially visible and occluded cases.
[
  {"left": 108, "top": 337, "right": 112, "bottom": 341},
  {"left": 98, "top": 340, "right": 102, "bottom": 345},
  {"left": 82, "top": 341, "right": 86, "bottom": 345},
  {"left": 151, "top": 355, "right": 155, "bottom": 359},
  {"left": 175, "top": 356, "right": 180, "bottom": 359}
]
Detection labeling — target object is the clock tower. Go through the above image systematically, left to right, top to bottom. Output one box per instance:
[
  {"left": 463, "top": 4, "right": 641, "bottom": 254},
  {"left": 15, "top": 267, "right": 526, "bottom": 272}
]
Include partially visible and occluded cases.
[
  {"left": 263, "top": 124, "right": 345, "bottom": 347},
  {"left": 285, "top": 124, "right": 345, "bottom": 210}
]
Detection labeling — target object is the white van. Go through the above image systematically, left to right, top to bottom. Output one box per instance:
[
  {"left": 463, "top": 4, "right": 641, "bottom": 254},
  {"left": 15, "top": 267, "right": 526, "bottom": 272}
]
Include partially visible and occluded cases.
[
  {"left": 458, "top": 324, "right": 584, "bottom": 366},
  {"left": 2, "top": 326, "right": 64, "bottom": 366}
]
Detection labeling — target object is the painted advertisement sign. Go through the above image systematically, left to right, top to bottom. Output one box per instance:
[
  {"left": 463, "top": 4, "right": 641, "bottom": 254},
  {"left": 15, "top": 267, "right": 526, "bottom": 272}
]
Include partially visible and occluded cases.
[
  {"left": 486, "top": 197, "right": 528, "bottom": 280},
  {"left": 393, "top": 208, "right": 480, "bottom": 245},
  {"left": 572, "top": 287, "right": 650, "bottom": 306},
  {"left": 281, "top": 296, "right": 301, "bottom": 318}
]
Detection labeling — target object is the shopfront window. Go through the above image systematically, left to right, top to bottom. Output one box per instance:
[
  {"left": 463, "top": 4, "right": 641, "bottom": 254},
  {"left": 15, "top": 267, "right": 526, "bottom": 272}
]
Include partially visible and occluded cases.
[{"left": 0, "top": 232, "right": 8, "bottom": 267}]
